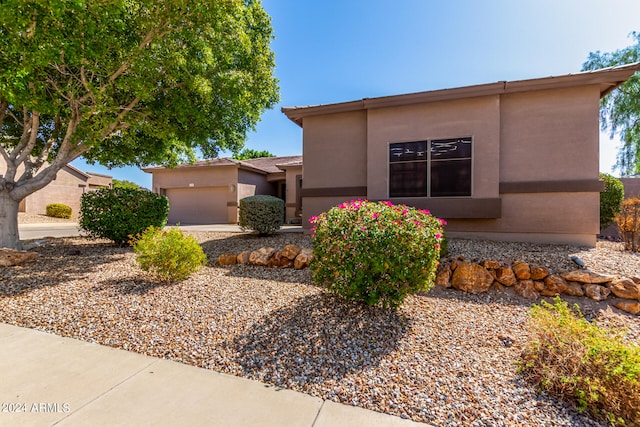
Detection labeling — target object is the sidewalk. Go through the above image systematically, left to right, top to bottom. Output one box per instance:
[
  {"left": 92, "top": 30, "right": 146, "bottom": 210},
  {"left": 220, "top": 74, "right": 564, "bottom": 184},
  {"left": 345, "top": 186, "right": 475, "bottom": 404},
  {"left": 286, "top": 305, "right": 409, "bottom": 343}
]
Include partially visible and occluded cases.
[{"left": 0, "top": 323, "right": 427, "bottom": 427}]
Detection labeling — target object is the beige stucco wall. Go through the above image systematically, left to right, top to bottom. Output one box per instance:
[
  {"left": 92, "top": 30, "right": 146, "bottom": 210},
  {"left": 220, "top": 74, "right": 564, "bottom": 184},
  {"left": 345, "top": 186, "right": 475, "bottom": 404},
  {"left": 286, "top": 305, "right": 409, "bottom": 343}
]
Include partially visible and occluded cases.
[
  {"left": 299, "top": 85, "right": 602, "bottom": 246},
  {"left": 499, "top": 86, "right": 599, "bottom": 182},
  {"left": 367, "top": 95, "right": 501, "bottom": 200},
  {"left": 300, "top": 111, "right": 368, "bottom": 228},
  {"left": 302, "top": 111, "right": 368, "bottom": 189},
  {"left": 0, "top": 162, "right": 111, "bottom": 217},
  {"left": 151, "top": 165, "right": 238, "bottom": 190},
  {"left": 152, "top": 165, "right": 239, "bottom": 223},
  {"left": 283, "top": 165, "right": 302, "bottom": 222},
  {"left": 24, "top": 167, "right": 86, "bottom": 216}
]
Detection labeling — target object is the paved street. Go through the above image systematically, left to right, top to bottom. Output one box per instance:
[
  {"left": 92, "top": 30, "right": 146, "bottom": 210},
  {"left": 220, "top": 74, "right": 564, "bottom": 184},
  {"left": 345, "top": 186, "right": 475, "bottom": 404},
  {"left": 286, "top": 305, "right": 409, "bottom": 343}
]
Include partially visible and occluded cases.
[
  {"left": 18, "top": 223, "right": 83, "bottom": 241},
  {"left": 18, "top": 223, "right": 302, "bottom": 242}
]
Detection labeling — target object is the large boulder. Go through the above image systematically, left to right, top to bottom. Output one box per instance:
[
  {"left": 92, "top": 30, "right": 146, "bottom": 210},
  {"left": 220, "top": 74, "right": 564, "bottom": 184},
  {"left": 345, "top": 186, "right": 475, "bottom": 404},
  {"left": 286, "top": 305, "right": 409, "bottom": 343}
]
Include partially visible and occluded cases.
[
  {"left": 281, "top": 244, "right": 302, "bottom": 260},
  {"left": 249, "top": 247, "right": 276, "bottom": 266},
  {"left": 294, "top": 248, "right": 314, "bottom": 269},
  {"left": 0, "top": 249, "right": 38, "bottom": 267},
  {"left": 267, "top": 250, "right": 284, "bottom": 268},
  {"left": 236, "top": 251, "right": 251, "bottom": 264},
  {"left": 217, "top": 253, "right": 237, "bottom": 266},
  {"left": 482, "top": 259, "right": 501, "bottom": 269},
  {"left": 512, "top": 261, "right": 531, "bottom": 280},
  {"left": 451, "top": 262, "right": 493, "bottom": 294},
  {"left": 435, "top": 264, "right": 452, "bottom": 288},
  {"left": 530, "top": 264, "right": 550, "bottom": 281},
  {"left": 494, "top": 266, "right": 517, "bottom": 286},
  {"left": 561, "top": 270, "right": 614, "bottom": 284},
  {"left": 542, "top": 275, "right": 568, "bottom": 297},
  {"left": 607, "top": 278, "right": 640, "bottom": 300},
  {"left": 514, "top": 280, "right": 539, "bottom": 300},
  {"left": 563, "top": 282, "right": 585, "bottom": 297},
  {"left": 584, "top": 284, "right": 611, "bottom": 301},
  {"left": 614, "top": 301, "right": 640, "bottom": 315}
]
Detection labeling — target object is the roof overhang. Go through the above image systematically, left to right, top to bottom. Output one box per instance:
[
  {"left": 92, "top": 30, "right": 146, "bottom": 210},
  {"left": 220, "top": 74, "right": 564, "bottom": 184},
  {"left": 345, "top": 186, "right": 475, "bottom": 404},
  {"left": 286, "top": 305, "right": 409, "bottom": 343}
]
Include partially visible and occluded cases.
[{"left": 282, "top": 62, "right": 640, "bottom": 127}]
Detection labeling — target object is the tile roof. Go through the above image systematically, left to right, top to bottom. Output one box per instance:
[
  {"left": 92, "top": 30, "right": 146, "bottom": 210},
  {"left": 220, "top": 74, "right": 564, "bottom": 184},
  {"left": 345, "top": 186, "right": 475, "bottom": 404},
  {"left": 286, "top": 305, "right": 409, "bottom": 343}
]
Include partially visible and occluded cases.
[{"left": 142, "top": 155, "right": 303, "bottom": 174}]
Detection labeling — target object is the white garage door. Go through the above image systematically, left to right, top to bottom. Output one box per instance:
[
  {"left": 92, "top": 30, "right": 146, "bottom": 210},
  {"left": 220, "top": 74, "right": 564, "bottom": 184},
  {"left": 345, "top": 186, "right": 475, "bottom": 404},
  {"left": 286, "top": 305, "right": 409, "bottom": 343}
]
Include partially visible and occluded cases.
[{"left": 165, "top": 187, "right": 228, "bottom": 225}]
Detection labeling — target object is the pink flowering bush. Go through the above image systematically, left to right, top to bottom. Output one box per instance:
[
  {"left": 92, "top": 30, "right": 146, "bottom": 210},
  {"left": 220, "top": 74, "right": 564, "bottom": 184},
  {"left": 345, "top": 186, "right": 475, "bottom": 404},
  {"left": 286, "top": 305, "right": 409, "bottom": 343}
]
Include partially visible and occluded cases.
[{"left": 310, "top": 199, "right": 445, "bottom": 308}]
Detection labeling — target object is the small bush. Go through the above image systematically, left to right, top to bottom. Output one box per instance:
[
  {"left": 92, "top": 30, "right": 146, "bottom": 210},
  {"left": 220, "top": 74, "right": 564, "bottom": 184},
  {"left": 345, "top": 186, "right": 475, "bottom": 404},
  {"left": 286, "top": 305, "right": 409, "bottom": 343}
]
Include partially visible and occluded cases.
[
  {"left": 600, "top": 173, "right": 624, "bottom": 229},
  {"left": 79, "top": 187, "right": 168, "bottom": 245},
  {"left": 238, "top": 195, "right": 284, "bottom": 235},
  {"left": 616, "top": 197, "right": 640, "bottom": 252},
  {"left": 310, "top": 200, "right": 445, "bottom": 308},
  {"left": 45, "top": 203, "right": 72, "bottom": 219},
  {"left": 131, "top": 226, "right": 207, "bottom": 283},
  {"left": 519, "top": 297, "right": 640, "bottom": 426}
]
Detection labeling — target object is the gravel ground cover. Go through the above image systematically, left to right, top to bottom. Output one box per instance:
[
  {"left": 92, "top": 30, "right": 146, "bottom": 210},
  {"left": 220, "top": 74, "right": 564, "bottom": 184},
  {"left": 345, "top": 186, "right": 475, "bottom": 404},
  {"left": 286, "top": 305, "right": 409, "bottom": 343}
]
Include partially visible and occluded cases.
[
  {"left": 18, "top": 212, "right": 77, "bottom": 223},
  {"left": 1, "top": 231, "right": 639, "bottom": 426}
]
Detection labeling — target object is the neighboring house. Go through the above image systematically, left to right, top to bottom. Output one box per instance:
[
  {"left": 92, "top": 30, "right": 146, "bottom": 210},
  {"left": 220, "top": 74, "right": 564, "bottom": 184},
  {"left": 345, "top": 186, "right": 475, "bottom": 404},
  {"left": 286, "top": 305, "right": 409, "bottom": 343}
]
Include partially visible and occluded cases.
[
  {"left": 282, "top": 63, "right": 640, "bottom": 247},
  {"left": 143, "top": 156, "right": 302, "bottom": 225},
  {"left": 18, "top": 164, "right": 112, "bottom": 216}
]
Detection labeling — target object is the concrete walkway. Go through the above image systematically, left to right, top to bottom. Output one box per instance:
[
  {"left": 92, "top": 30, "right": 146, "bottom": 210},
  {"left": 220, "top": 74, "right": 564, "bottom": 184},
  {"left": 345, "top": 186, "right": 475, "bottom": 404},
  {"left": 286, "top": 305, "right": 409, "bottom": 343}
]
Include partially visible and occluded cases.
[{"left": 0, "top": 323, "right": 426, "bottom": 427}]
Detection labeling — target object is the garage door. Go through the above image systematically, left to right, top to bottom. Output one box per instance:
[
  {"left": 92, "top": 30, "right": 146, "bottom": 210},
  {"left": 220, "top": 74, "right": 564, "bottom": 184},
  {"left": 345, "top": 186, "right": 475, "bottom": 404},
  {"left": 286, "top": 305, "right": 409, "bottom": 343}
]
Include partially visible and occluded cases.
[{"left": 165, "top": 187, "right": 228, "bottom": 224}]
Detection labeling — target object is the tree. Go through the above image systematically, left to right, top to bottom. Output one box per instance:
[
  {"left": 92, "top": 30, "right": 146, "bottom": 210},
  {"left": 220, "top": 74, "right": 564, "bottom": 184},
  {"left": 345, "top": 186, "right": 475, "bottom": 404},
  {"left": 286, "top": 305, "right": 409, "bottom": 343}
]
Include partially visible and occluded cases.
[
  {"left": 0, "top": 0, "right": 278, "bottom": 249},
  {"left": 582, "top": 32, "right": 640, "bottom": 176},
  {"left": 232, "top": 148, "right": 275, "bottom": 160},
  {"left": 599, "top": 172, "right": 624, "bottom": 229},
  {"left": 112, "top": 179, "right": 141, "bottom": 190}
]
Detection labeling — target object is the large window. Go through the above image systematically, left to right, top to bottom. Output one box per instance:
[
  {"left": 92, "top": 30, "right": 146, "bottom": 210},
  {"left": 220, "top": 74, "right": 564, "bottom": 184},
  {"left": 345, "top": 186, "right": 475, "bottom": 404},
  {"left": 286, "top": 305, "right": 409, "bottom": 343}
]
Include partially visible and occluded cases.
[{"left": 389, "top": 137, "right": 472, "bottom": 197}]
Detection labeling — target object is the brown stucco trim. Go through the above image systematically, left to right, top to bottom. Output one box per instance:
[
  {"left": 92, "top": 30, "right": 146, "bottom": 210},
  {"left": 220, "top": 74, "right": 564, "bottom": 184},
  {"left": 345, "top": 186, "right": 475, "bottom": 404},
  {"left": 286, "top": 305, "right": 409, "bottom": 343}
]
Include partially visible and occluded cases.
[
  {"left": 499, "top": 180, "right": 604, "bottom": 194},
  {"left": 301, "top": 187, "right": 368, "bottom": 198},
  {"left": 301, "top": 187, "right": 501, "bottom": 218},
  {"left": 384, "top": 198, "right": 502, "bottom": 219},
  {"left": 227, "top": 201, "right": 238, "bottom": 207}
]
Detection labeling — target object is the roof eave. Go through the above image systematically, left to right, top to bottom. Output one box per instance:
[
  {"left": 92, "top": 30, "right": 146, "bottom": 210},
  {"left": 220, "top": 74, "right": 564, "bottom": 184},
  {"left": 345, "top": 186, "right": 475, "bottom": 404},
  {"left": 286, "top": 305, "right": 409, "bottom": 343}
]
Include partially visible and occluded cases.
[{"left": 281, "top": 62, "right": 640, "bottom": 125}]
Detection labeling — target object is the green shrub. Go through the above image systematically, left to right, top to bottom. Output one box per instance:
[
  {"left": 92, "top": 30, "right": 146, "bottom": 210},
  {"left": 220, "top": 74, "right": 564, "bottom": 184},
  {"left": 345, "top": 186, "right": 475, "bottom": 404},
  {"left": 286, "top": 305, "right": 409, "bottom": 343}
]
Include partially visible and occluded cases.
[
  {"left": 600, "top": 172, "right": 624, "bottom": 229},
  {"left": 79, "top": 187, "right": 168, "bottom": 245},
  {"left": 238, "top": 195, "right": 284, "bottom": 235},
  {"left": 310, "top": 200, "right": 445, "bottom": 308},
  {"left": 45, "top": 203, "right": 72, "bottom": 219},
  {"left": 131, "top": 226, "right": 207, "bottom": 283},
  {"left": 519, "top": 297, "right": 640, "bottom": 426}
]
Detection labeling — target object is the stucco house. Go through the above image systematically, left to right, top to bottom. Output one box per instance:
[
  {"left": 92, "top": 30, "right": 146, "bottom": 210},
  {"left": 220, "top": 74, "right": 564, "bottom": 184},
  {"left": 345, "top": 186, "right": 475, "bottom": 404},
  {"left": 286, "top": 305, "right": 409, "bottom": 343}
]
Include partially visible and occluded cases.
[
  {"left": 282, "top": 63, "right": 640, "bottom": 246},
  {"left": 143, "top": 156, "right": 302, "bottom": 225},
  {"left": 17, "top": 164, "right": 112, "bottom": 217}
]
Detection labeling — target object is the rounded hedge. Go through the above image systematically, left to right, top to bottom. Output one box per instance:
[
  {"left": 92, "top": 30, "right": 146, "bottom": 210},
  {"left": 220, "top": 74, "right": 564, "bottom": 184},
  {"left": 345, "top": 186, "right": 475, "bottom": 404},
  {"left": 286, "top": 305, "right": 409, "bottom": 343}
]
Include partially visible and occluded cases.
[
  {"left": 79, "top": 187, "right": 169, "bottom": 245},
  {"left": 238, "top": 195, "right": 284, "bottom": 235},
  {"left": 310, "top": 199, "right": 445, "bottom": 308},
  {"left": 46, "top": 203, "right": 72, "bottom": 219}
]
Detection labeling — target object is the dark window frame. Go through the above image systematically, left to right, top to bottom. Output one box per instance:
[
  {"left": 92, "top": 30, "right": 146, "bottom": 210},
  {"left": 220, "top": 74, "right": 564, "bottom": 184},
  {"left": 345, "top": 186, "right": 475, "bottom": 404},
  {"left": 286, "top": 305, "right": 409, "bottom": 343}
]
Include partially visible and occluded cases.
[{"left": 388, "top": 137, "right": 472, "bottom": 198}]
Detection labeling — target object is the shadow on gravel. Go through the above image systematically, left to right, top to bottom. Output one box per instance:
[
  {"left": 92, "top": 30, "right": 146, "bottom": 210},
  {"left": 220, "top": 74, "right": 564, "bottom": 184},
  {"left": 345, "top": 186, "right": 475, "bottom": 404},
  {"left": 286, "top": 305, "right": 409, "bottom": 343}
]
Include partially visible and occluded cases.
[
  {"left": 198, "top": 232, "right": 312, "bottom": 261},
  {"left": 0, "top": 239, "right": 127, "bottom": 297},
  {"left": 219, "top": 264, "right": 313, "bottom": 285},
  {"left": 91, "top": 276, "right": 173, "bottom": 295},
  {"left": 231, "top": 292, "right": 410, "bottom": 386}
]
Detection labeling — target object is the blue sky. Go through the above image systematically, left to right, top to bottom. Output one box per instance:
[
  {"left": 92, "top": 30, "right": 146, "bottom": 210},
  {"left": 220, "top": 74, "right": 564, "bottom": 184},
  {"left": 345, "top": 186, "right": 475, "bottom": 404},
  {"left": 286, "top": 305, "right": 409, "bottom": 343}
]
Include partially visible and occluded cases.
[{"left": 71, "top": 0, "right": 640, "bottom": 187}]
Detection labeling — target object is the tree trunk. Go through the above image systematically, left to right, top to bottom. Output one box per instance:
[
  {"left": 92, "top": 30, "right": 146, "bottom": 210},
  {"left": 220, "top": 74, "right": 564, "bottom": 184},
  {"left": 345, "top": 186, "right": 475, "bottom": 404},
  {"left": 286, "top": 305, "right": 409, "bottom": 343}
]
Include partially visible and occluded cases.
[{"left": 0, "top": 191, "right": 22, "bottom": 250}]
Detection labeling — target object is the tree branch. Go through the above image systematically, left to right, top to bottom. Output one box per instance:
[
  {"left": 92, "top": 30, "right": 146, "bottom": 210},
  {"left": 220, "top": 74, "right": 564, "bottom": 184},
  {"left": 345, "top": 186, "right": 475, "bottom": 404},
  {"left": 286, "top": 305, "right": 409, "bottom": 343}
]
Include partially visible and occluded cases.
[
  {"left": 78, "top": 19, "right": 171, "bottom": 105},
  {"left": 100, "top": 96, "right": 141, "bottom": 140},
  {"left": 13, "top": 111, "right": 40, "bottom": 167}
]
